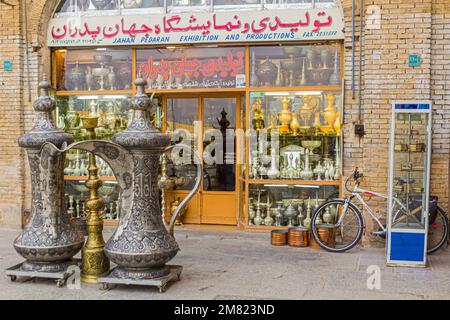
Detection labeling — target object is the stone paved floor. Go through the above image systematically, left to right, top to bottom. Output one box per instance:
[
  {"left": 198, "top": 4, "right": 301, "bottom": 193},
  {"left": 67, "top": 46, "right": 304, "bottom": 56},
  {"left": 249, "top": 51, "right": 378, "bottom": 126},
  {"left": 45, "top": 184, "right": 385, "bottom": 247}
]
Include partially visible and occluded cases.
[{"left": 0, "top": 227, "right": 449, "bottom": 300}]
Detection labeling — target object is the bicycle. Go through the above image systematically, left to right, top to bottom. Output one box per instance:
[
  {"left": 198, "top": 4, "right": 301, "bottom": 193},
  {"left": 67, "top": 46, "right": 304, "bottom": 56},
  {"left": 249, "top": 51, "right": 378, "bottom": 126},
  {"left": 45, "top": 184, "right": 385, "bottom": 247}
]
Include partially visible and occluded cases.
[{"left": 310, "top": 168, "right": 449, "bottom": 253}]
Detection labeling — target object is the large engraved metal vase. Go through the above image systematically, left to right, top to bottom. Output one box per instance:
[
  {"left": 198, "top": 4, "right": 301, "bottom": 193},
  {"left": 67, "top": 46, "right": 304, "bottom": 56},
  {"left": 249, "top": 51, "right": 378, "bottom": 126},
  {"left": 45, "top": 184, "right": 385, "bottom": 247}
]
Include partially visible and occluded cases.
[
  {"left": 104, "top": 77, "right": 188, "bottom": 280},
  {"left": 14, "top": 78, "right": 84, "bottom": 272}
]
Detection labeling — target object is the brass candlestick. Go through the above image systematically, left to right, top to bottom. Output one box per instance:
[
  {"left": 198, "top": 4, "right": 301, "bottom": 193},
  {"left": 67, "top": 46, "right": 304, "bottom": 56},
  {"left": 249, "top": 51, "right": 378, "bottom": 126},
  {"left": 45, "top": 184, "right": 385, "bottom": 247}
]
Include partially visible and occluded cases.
[
  {"left": 277, "top": 97, "right": 292, "bottom": 135},
  {"left": 80, "top": 115, "right": 110, "bottom": 283}
]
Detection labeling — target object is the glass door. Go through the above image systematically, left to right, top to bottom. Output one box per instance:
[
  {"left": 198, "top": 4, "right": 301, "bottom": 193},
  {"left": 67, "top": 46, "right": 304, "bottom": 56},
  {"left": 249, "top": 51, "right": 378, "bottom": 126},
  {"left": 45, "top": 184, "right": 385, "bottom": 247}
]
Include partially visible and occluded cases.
[
  {"left": 164, "top": 95, "right": 240, "bottom": 226},
  {"left": 165, "top": 97, "right": 201, "bottom": 224},
  {"left": 201, "top": 97, "right": 238, "bottom": 225}
]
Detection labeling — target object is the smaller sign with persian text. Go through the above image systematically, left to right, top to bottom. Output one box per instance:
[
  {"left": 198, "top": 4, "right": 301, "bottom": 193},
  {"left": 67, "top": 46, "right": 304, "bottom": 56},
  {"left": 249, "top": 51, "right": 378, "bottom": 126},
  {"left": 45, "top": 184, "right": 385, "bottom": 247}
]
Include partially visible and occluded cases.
[{"left": 47, "top": 8, "right": 344, "bottom": 47}]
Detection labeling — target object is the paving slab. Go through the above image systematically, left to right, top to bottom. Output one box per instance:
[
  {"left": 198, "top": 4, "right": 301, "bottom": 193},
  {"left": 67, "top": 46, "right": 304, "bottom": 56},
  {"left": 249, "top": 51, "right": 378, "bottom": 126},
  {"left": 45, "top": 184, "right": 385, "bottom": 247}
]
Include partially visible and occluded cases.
[{"left": 0, "top": 227, "right": 449, "bottom": 300}]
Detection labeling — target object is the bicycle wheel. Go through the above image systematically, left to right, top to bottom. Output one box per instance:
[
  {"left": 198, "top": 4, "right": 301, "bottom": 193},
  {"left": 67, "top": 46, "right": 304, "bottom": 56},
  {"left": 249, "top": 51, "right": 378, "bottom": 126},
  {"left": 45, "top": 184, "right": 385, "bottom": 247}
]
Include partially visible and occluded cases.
[
  {"left": 311, "top": 199, "right": 364, "bottom": 253},
  {"left": 427, "top": 205, "right": 449, "bottom": 254}
]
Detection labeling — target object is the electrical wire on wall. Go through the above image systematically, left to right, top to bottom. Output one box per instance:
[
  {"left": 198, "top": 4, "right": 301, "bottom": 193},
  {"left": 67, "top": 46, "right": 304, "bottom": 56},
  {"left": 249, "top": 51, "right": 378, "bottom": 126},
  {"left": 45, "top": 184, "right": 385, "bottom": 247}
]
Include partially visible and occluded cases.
[{"left": 23, "top": 0, "right": 31, "bottom": 102}]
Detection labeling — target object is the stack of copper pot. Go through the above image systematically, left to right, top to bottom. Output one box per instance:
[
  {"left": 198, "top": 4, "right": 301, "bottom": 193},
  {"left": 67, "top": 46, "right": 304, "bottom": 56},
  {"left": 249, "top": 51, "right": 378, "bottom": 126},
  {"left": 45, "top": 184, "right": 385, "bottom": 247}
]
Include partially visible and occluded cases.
[
  {"left": 271, "top": 225, "right": 336, "bottom": 249},
  {"left": 270, "top": 227, "right": 309, "bottom": 247}
]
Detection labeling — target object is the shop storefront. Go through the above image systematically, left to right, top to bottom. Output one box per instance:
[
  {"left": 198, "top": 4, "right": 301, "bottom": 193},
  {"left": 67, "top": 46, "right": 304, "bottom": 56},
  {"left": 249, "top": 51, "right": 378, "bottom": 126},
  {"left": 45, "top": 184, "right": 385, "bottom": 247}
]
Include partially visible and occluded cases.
[{"left": 48, "top": 0, "right": 345, "bottom": 230}]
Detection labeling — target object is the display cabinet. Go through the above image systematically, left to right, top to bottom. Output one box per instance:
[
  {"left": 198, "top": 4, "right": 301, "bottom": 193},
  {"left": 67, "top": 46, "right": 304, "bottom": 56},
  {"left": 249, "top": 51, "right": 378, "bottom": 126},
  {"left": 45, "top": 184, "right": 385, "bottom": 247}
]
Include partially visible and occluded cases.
[
  {"left": 245, "top": 43, "right": 343, "bottom": 229},
  {"left": 250, "top": 44, "right": 341, "bottom": 88},
  {"left": 54, "top": 48, "right": 133, "bottom": 92},
  {"left": 248, "top": 91, "right": 341, "bottom": 181},
  {"left": 54, "top": 92, "right": 163, "bottom": 223},
  {"left": 55, "top": 94, "right": 132, "bottom": 222},
  {"left": 55, "top": 94, "right": 131, "bottom": 140},
  {"left": 387, "top": 101, "right": 432, "bottom": 267},
  {"left": 248, "top": 184, "right": 338, "bottom": 227}
]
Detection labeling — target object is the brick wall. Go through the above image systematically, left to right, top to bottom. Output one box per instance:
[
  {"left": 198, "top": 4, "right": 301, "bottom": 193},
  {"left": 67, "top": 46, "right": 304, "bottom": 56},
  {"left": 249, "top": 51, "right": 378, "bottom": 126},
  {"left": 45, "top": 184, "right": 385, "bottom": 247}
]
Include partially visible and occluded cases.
[
  {"left": 0, "top": 0, "right": 448, "bottom": 239},
  {"left": 430, "top": 0, "right": 450, "bottom": 211},
  {"left": 0, "top": 1, "right": 25, "bottom": 226}
]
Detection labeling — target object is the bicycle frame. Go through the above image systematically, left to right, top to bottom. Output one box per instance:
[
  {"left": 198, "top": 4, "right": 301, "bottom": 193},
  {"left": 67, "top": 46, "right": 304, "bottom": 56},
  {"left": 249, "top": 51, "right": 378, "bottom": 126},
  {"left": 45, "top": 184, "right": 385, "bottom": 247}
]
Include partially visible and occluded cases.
[{"left": 338, "top": 182, "right": 412, "bottom": 232}]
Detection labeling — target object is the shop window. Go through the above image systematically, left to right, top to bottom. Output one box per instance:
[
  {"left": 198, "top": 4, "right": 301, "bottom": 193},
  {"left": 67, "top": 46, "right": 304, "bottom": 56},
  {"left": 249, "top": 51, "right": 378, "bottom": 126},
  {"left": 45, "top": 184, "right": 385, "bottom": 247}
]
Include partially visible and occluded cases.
[
  {"left": 250, "top": 44, "right": 341, "bottom": 88},
  {"left": 136, "top": 47, "right": 246, "bottom": 91},
  {"left": 54, "top": 48, "right": 133, "bottom": 91},
  {"left": 248, "top": 91, "right": 341, "bottom": 182},
  {"left": 55, "top": 94, "right": 133, "bottom": 221},
  {"left": 55, "top": 95, "right": 131, "bottom": 140},
  {"left": 248, "top": 184, "right": 339, "bottom": 226}
]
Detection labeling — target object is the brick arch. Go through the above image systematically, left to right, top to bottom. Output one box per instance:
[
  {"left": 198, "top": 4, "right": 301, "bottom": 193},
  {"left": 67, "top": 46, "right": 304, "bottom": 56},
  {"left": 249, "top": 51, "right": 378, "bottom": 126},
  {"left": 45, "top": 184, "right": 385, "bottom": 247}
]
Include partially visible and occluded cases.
[{"left": 28, "top": 0, "right": 60, "bottom": 42}]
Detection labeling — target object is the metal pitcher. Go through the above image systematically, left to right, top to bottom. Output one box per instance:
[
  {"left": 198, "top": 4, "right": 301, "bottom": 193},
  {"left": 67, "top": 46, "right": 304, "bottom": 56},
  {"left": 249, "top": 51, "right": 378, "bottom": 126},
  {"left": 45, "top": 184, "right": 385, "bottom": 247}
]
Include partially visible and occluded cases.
[
  {"left": 104, "top": 76, "right": 202, "bottom": 280},
  {"left": 14, "top": 77, "right": 84, "bottom": 272}
]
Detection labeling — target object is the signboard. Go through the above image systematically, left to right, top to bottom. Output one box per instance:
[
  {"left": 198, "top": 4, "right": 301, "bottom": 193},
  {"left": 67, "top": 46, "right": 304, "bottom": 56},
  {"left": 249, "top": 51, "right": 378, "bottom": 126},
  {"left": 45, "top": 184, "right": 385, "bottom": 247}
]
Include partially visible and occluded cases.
[
  {"left": 47, "top": 8, "right": 344, "bottom": 47},
  {"left": 137, "top": 47, "right": 246, "bottom": 90},
  {"left": 408, "top": 54, "right": 421, "bottom": 67},
  {"left": 3, "top": 61, "right": 12, "bottom": 71}
]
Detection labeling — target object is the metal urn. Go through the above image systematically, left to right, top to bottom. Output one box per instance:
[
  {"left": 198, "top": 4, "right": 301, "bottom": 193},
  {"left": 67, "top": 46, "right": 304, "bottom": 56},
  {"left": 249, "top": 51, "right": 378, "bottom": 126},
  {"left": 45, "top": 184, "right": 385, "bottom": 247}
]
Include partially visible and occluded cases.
[
  {"left": 256, "top": 57, "right": 277, "bottom": 87},
  {"left": 14, "top": 76, "right": 84, "bottom": 272},
  {"left": 104, "top": 76, "right": 202, "bottom": 280}
]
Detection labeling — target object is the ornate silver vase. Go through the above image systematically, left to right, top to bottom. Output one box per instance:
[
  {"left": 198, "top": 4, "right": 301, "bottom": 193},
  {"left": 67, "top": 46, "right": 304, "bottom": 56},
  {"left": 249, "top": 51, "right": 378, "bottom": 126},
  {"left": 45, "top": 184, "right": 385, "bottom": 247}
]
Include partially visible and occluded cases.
[
  {"left": 104, "top": 76, "right": 201, "bottom": 280},
  {"left": 14, "top": 77, "right": 84, "bottom": 272}
]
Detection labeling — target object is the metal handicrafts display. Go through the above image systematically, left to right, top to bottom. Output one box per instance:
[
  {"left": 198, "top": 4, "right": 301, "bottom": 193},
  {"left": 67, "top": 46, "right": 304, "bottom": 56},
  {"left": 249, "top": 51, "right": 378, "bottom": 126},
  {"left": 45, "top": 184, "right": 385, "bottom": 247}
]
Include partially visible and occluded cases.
[{"left": 7, "top": 75, "right": 202, "bottom": 292}]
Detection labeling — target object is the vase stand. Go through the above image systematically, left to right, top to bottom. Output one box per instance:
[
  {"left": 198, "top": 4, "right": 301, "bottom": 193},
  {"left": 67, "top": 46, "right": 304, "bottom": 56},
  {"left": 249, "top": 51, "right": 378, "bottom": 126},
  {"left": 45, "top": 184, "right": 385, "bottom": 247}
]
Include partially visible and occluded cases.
[
  {"left": 5, "top": 259, "right": 81, "bottom": 287},
  {"left": 97, "top": 265, "right": 182, "bottom": 293}
]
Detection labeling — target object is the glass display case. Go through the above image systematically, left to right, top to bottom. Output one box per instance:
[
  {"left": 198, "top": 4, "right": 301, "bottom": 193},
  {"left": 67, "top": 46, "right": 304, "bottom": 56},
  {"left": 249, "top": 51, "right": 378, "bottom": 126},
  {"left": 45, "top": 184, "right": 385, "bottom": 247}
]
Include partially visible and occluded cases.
[
  {"left": 250, "top": 44, "right": 341, "bottom": 88},
  {"left": 136, "top": 47, "right": 246, "bottom": 90},
  {"left": 54, "top": 49, "right": 133, "bottom": 91},
  {"left": 248, "top": 91, "right": 341, "bottom": 181},
  {"left": 55, "top": 94, "right": 134, "bottom": 222},
  {"left": 55, "top": 95, "right": 131, "bottom": 140},
  {"left": 387, "top": 101, "right": 432, "bottom": 267}
]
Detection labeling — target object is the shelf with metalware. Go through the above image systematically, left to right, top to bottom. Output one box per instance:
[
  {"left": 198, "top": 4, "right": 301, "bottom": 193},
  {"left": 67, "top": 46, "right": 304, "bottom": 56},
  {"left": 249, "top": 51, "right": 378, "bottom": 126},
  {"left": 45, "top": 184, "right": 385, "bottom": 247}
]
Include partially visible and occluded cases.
[{"left": 243, "top": 42, "right": 344, "bottom": 229}]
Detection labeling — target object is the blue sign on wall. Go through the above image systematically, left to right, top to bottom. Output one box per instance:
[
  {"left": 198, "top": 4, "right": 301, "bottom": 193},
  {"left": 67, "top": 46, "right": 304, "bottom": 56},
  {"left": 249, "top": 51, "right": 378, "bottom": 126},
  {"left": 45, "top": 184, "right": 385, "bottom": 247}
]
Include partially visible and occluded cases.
[
  {"left": 408, "top": 54, "right": 421, "bottom": 67},
  {"left": 3, "top": 61, "right": 12, "bottom": 71}
]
